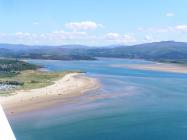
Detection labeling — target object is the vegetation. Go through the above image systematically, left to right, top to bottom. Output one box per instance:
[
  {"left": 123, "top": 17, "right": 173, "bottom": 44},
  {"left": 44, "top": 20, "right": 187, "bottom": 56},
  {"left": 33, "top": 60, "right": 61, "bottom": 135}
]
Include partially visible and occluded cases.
[
  {"left": 0, "top": 41, "right": 187, "bottom": 64},
  {"left": 73, "top": 41, "right": 187, "bottom": 64},
  {"left": 0, "top": 44, "right": 96, "bottom": 60},
  {"left": 0, "top": 59, "right": 78, "bottom": 96},
  {"left": 0, "top": 59, "right": 38, "bottom": 78},
  {"left": 0, "top": 59, "right": 38, "bottom": 71},
  {"left": 0, "top": 70, "right": 81, "bottom": 96},
  {"left": 1, "top": 70, "right": 65, "bottom": 89},
  {"left": 0, "top": 71, "right": 64, "bottom": 95}
]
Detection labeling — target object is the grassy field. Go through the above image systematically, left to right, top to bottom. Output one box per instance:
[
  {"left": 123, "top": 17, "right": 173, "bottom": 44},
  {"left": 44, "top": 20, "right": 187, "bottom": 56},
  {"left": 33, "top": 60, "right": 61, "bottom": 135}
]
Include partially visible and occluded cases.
[
  {"left": 0, "top": 59, "right": 83, "bottom": 96},
  {"left": 0, "top": 70, "right": 75, "bottom": 96}
]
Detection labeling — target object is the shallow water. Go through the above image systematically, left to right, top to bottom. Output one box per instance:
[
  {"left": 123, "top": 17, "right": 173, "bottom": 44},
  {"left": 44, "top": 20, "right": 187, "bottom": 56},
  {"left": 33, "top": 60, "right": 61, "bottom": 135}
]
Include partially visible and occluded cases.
[{"left": 9, "top": 58, "right": 187, "bottom": 140}]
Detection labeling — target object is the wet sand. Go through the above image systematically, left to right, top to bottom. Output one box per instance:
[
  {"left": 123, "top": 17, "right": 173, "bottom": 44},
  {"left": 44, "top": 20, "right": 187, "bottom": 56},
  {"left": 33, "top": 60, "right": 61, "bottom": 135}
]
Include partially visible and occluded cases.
[{"left": 112, "top": 63, "right": 187, "bottom": 74}]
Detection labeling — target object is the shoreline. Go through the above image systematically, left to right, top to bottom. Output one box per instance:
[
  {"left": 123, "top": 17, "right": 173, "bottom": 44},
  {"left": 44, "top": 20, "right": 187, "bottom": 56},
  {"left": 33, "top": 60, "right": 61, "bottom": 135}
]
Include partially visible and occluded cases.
[
  {"left": 112, "top": 63, "right": 187, "bottom": 74},
  {"left": 0, "top": 73, "right": 100, "bottom": 115}
]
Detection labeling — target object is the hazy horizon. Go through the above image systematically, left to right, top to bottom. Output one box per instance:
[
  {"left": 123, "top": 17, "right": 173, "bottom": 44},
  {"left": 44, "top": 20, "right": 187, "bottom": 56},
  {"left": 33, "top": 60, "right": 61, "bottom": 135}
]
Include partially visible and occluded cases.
[{"left": 0, "top": 40, "right": 184, "bottom": 47}]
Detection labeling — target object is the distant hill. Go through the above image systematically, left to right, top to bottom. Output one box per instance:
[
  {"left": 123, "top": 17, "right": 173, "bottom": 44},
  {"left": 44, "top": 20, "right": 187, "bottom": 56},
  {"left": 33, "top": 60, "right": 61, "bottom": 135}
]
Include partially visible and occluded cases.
[
  {"left": 0, "top": 41, "right": 187, "bottom": 63},
  {"left": 80, "top": 41, "right": 187, "bottom": 64},
  {"left": 0, "top": 44, "right": 96, "bottom": 60}
]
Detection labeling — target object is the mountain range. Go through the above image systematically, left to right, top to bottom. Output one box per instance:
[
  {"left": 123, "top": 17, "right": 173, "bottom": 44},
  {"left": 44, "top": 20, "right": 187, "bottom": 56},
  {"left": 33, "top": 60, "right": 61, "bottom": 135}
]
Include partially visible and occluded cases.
[{"left": 0, "top": 41, "right": 187, "bottom": 64}]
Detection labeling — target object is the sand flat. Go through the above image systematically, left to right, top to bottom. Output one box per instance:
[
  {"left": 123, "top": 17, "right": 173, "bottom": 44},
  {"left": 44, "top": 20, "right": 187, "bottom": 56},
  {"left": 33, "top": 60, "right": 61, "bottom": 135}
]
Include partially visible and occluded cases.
[
  {"left": 112, "top": 63, "right": 187, "bottom": 74},
  {"left": 0, "top": 73, "right": 99, "bottom": 114}
]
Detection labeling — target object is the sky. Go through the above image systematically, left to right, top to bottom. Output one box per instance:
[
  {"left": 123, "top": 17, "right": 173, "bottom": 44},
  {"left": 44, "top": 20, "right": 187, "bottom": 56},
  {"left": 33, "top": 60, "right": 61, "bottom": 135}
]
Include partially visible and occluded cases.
[{"left": 0, "top": 0, "right": 187, "bottom": 46}]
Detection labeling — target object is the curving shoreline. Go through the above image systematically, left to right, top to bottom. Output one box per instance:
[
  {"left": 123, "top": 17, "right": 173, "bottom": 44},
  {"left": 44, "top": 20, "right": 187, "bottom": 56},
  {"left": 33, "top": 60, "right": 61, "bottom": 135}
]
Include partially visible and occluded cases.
[{"left": 0, "top": 73, "right": 100, "bottom": 114}]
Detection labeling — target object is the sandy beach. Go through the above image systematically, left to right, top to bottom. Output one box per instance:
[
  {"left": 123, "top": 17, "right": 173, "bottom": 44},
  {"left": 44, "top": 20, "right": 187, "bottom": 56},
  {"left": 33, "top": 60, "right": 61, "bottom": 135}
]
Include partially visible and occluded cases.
[
  {"left": 112, "top": 63, "right": 187, "bottom": 74},
  {"left": 0, "top": 73, "right": 99, "bottom": 114}
]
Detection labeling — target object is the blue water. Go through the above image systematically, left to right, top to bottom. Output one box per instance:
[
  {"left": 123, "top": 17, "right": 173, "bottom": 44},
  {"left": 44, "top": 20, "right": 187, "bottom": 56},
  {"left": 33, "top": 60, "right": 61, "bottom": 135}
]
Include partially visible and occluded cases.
[{"left": 9, "top": 58, "right": 187, "bottom": 140}]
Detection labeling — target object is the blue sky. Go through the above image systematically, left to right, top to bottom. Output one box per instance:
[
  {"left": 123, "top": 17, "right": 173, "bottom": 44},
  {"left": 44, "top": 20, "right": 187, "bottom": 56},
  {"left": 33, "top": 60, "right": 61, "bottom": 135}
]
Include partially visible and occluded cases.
[{"left": 0, "top": 0, "right": 187, "bottom": 45}]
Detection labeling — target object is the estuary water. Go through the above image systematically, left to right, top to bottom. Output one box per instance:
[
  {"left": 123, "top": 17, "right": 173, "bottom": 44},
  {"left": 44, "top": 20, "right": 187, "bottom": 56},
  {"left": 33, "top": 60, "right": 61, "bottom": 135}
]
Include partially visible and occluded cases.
[{"left": 9, "top": 58, "right": 187, "bottom": 140}]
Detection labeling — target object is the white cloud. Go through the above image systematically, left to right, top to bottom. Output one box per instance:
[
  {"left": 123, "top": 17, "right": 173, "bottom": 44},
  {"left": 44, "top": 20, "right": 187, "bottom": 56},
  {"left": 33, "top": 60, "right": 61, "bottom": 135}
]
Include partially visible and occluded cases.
[
  {"left": 166, "top": 12, "right": 175, "bottom": 17},
  {"left": 0, "top": 21, "right": 137, "bottom": 45},
  {"left": 65, "top": 21, "right": 103, "bottom": 31},
  {"left": 33, "top": 22, "right": 39, "bottom": 25},
  {"left": 138, "top": 24, "right": 187, "bottom": 33},
  {"left": 175, "top": 25, "right": 187, "bottom": 32},
  {"left": 137, "top": 27, "right": 144, "bottom": 31},
  {"left": 138, "top": 27, "right": 170, "bottom": 33},
  {"left": 0, "top": 30, "right": 95, "bottom": 45},
  {"left": 51, "top": 30, "right": 87, "bottom": 40},
  {"left": 0, "top": 31, "right": 137, "bottom": 45},
  {"left": 14, "top": 31, "right": 87, "bottom": 40},
  {"left": 15, "top": 32, "right": 31, "bottom": 36},
  {"left": 105, "top": 32, "right": 136, "bottom": 44},
  {"left": 0, "top": 33, "right": 7, "bottom": 37},
  {"left": 106, "top": 33, "right": 119, "bottom": 39},
  {"left": 122, "top": 35, "right": 136, "bottom": 43},
  {"left": 144, "top": 35, "right": 155, "bottom": 42}
]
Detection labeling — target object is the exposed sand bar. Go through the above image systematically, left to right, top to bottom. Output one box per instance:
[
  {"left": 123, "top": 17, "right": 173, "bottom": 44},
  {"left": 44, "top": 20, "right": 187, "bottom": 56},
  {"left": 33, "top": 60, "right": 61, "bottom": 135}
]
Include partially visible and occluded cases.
[
  {"left": 112, "top": 63, "right": 187, "bottom": 74},
  {"left": 0, "top": 73, "right": 99, "bottom": 114}
]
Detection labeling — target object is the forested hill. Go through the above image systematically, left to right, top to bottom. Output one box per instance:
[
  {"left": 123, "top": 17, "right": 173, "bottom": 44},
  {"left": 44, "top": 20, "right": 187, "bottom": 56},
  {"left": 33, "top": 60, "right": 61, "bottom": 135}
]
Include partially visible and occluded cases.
[
  {"left": 0, "top": 41, "right": 187, "bottom": 63},
  {"left": 83, "top": 41, "right": 187, "bottom": 64},
  {"left": 0, "top": 44, "right": 96, "bottom": 60},
  {"left": 0, "top": 59, "right": 38, "bottom": 72},
  {"left": 0, "top": 59, "right": 38, "bottom": 79}
]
